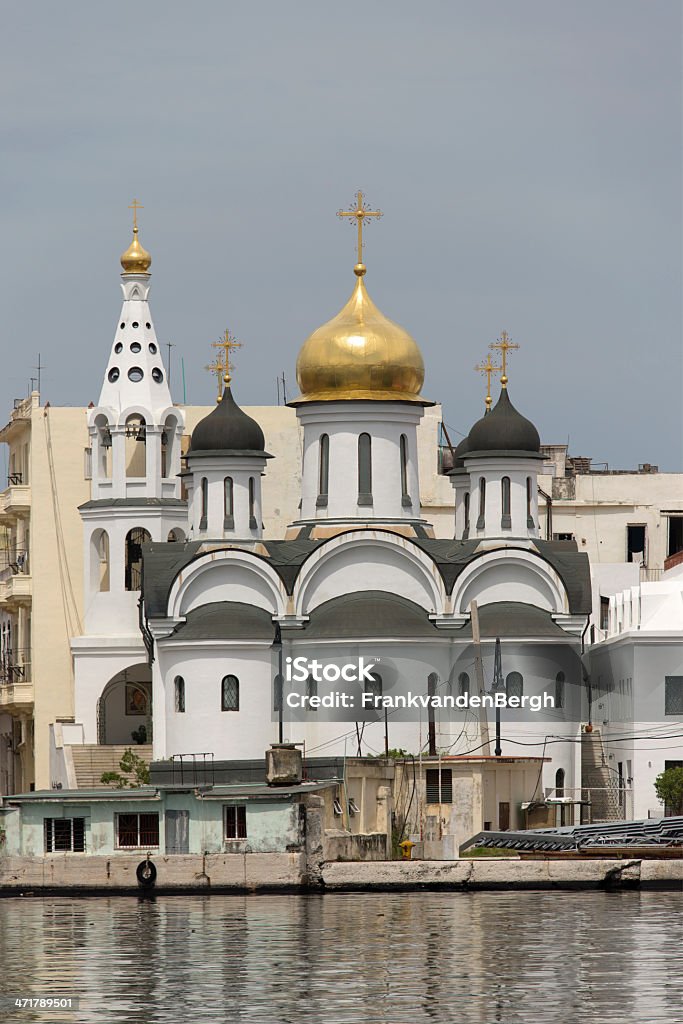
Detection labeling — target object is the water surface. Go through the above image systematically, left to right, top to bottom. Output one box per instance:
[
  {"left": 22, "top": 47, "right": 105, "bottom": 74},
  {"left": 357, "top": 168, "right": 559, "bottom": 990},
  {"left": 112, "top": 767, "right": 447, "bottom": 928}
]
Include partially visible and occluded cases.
[{"left": 0, "top": 891, "right": 681, "bottom": 1023}]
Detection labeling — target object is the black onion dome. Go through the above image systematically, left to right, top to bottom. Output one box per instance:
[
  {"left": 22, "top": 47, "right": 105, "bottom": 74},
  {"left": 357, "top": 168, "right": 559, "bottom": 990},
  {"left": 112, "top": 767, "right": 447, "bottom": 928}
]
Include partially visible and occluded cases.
[
  {"left": 188, "top": 386, "right": 271, "bottom": 457},
  {"left": 466, "top": 388, "right": 540, "bottom": 456}
]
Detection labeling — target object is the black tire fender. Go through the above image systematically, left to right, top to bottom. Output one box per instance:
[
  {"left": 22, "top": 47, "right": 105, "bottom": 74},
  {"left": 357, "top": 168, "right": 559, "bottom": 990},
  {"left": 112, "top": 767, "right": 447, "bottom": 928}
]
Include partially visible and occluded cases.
[{"left": 136, "top": 859, "right": 157, "bottom": 887}]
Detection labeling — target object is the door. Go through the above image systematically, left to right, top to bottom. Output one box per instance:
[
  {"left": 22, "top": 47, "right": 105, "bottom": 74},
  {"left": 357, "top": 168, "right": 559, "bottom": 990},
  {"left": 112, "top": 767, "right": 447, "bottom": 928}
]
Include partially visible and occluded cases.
[
  {"left": 498, "top": 802, "right": 510, "bottom": 831},
  {"left": 165, "top": 810, "right": 190, "bottom": 854}
]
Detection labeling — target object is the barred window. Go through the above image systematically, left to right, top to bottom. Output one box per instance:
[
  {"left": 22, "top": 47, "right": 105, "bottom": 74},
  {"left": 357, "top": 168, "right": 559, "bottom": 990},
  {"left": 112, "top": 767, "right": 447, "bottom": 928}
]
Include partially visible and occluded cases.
[
  {"left": 364, "top": 672, "right": 382, "bottom": 700},
  {"left": 506, "top": 672, "right": 524, "bottom": 700},
  {"left": 222, "top": 674, "right": 239, "bottom": 712},
  {"left": 174, "top": 675, "right": 185, "bottom": 713},
  {"left": 665, "top": 676, "right": 683, "bottom": 715},
  {"left": 426, "top": 769, "right": 453, "bottom": 804},
  {"left": 225, "top": 805, "right": 247, "bottom": 840},
  {"left": 116, "top": 813, "right": 159, "bottom": 849},
  {"left": 44, "top": 817, "right": 85, "bottom": 853}
]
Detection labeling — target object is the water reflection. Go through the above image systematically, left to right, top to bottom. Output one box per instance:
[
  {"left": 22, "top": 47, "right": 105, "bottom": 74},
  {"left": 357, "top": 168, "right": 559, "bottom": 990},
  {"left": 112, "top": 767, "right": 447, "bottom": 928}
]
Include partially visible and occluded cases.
[{"left": 0, "top": 892, "right": 681, "bottom": 1023}]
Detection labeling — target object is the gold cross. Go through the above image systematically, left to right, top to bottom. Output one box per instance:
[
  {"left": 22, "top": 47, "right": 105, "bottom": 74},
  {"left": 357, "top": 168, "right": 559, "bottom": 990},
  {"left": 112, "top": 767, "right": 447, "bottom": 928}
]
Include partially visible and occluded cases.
[
  {"left": 337, "top": 190, "right": 383, "bottom": 268},
  {"left": 128, "top": 198, "right": 144, "bottom": 230},
  {"left": 213, "top": 329, "right": 242, "bottom": 384},
  {"left": 489, "top": 330, "right": 519, "bottom": 386},
  {"left": 475, "top": 354, "right": 501, "bottom": 410},
  {"left": 205, "top": 355, "right": 226, "bottom": 403}
]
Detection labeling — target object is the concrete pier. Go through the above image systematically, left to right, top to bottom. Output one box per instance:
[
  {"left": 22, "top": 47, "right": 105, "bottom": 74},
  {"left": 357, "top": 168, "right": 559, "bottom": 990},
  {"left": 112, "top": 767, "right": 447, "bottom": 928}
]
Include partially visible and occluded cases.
[{"left": 2, "top": 855, "right": 683, "bottom": 893}]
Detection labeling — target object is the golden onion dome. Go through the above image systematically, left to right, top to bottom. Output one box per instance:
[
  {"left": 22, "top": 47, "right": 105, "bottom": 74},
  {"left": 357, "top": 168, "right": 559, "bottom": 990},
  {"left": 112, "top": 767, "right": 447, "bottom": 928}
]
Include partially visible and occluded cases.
[
  {"left": 120, "top": 226, "right": 151, "bottom": 274},
  {"left": 294, "top": 264, "right": 426, "bottom": 403}
]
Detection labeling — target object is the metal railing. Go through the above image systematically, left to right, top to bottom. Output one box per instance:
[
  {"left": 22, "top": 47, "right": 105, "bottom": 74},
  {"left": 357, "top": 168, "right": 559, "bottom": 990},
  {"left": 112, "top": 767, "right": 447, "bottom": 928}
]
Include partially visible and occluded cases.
[
  {"left": 0, "top": 550, "right": 29, "bottom": 574},
  {"left": 0, "top": 649, "right": 32, "bottom": 683}
]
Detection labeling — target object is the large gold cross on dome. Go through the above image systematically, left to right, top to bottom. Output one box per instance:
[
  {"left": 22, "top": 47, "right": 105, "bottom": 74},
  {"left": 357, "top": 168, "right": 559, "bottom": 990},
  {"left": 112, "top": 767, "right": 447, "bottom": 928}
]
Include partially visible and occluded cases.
[
  {"left": 337, "top": 190, "right": 383, "bottom": 266},
  {"left": 128, "top": 198, "right": 144, "bottom": 230},
  {"left": 213, "top": 329, "right": 242, "bottom": 382},
  {"left": 489, "top": 330, "right": 520, "bottom": 386},
  {"left": 475, "top": 354, "right": 501, "bottom": 409},
  {"left": 205, "top": 355, "right": 226, "bottom": 403}
]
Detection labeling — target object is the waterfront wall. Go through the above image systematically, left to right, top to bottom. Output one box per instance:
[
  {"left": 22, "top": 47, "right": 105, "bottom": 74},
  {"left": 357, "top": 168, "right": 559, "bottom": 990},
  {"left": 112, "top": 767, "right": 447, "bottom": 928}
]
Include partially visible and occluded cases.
[{"left": 2, "top": 854, "right": 683, "bottom": 893}]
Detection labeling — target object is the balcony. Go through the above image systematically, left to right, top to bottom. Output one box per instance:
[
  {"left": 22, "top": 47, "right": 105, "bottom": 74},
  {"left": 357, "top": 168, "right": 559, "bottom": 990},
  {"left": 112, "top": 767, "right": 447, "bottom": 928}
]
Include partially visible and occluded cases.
[
  {"left": 0, "top": 475, "right": 31, "bottom": 518},
  {"left": 0, "top": 570, "right": 32, "bottom": 606},
  {"left": 0, "top": 649, "right": 33, "bottom": 710},
  {"left": 0, "top": 681, "right": 34, "bottom": 711}
]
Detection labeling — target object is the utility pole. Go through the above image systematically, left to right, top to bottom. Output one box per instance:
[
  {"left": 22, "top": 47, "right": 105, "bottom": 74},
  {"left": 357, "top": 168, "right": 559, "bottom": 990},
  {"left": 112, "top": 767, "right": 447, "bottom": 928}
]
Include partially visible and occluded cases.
[
  {"left": 166, "top": 341, "right": 175, "bottom": 386},
  {"left": 471, "top": 601, "right": 491, "bottom": 755},
  {"left": 492, "top": 637, "right": 504, "bottom": 756}
]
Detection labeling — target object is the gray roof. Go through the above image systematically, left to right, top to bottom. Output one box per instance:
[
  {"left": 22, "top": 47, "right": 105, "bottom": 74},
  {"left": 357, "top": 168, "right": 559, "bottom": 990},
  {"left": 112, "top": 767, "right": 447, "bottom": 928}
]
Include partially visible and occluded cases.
[
  {"left": 80, "top": 498, "right": 187, "bottom": 511},
  {"left": 142, "top": 533, "right": 591, "bottom": 619},
  {"left": 304, "top": 591, "right": 439, "bottom": 638},
  {"left": 172, "top": 601, "right": 274, "bottom": 640},
  {"left": 452, "top": 601, "right": 571, "bottom": 638}
]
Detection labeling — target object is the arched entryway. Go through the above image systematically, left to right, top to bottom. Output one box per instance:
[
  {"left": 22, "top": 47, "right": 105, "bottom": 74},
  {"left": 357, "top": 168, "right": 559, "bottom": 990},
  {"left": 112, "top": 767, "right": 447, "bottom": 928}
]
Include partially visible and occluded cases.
[{"left": 97, "top": 664, "right": 152, "bottom": 745}]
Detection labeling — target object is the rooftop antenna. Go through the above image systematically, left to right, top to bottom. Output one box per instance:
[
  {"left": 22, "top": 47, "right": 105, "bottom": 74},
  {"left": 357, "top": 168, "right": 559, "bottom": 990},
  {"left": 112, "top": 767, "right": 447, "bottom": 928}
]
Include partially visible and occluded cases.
[
  {"left": 166, "top": 341, "right": 175, "bottom": 386},
  {"left": 34, "top": 353, "right": 44, "bottom": 394},
  {"left": 276, "top": 372, "right": 288, "bottom": 405}
]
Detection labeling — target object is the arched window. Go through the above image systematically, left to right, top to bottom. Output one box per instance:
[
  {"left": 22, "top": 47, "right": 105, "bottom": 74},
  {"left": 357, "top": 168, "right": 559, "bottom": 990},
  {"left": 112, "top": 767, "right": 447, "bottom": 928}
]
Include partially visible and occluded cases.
[
  {"left": 94, "top": 414, "right": 112, "bottom": 479},
  {"left": 124, "top": 414, "right": 146, "bottom": 478},
  {"left": 358, "top": 433, "right": 372, "bottom": 505},
  {"left": 317, "top": 434, "right": 329, "bottom": 507},
  {"left": 400, "top": 434, "right": 411, "bottom": 506},
  {"left": 501, "top": 476, "right": 511, "bottom": 528},
  {"left": 224, "top": 477, "right": 234, "bottom": 528},
  {"left": 248, "top": 477, "right": 257, "bottom": 528},
  {"left": 477, "top": 477, "right": 486, "bottom": 528},
  {"left": 526, "top": 477, "right": 534, "bottom": 527},
  {"left": 199, "top": 478, "right": 208, "bottom": 530},
  {"left": 463, "top": 492, "right": 470, "bottom": 537},
  {"left": 124, "top": 528, "right": 151, "bottom": 591},
  {"left": 167, "top": 528, "right": 185, "bottom": 543},
  {"left": 91, "top": 529, "right": 110, "bottom": 593},
  {"left": 364, "top": 671, "right": 382, "bottom": 700},
  {"left": 555, "top": 671, "right": 565, "bottom": 709},
  {"left": 458, "top": 672, "right": 470, "bottom": 698},
  {"left": 506, "top": 672, "right": 523, "bottom": 700},
  {"left": 306, "top": 674, "right": 318, "bottom": 710},
  {"left": 221, "top": 675, "right": 239, "bottom": 712},
  {"left": 174, "top": 676, "right": 185, "bottom": 713},
  {"left": 555, "top": 768, "right": 565, "bottom": 798}
]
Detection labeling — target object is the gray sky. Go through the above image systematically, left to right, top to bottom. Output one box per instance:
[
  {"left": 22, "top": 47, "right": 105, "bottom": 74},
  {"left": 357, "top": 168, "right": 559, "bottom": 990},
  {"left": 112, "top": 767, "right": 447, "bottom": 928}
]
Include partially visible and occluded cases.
[{"left": 2, "top": 1, "right": 681, "bottom": 468}]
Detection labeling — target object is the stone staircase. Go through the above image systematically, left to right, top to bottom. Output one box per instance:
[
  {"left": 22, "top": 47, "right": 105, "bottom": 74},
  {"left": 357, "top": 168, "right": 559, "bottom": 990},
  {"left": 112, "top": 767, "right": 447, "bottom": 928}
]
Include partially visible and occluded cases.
[
  {"left": 581, "top": 729, "right": 621, "bottom": 822},
  {"left": 70, "top": 745, "right": 153, "bottom": 788}
]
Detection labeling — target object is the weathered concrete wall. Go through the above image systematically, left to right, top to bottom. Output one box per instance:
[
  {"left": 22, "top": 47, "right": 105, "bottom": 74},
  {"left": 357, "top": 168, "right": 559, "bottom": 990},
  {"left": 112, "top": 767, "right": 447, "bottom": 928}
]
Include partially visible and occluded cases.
[
  {"left": 324, "top": 831, "right": 389, "bottom": 862},
  {"left": 0, "top": 852, "right": 307, "bottom": 892},
  {"left": 322, "top": 858, "right": 683, "bottom": 891}
]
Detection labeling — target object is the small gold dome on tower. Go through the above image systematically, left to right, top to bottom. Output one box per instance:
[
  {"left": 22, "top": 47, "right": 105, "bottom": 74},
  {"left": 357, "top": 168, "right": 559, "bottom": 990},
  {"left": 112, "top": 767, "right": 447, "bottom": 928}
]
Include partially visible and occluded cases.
[
  {"left": 120, "top": 226, "right": 151, "bottom": 275},
  {"left": 294, "top": 272, "right": 426, "bottom": 403}
]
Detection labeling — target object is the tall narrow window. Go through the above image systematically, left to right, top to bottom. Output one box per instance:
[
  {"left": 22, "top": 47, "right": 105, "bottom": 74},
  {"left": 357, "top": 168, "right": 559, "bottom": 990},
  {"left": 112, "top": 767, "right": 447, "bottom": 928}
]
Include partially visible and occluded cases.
[
  {"left": 358, "top": 433, "right": 372, "bottom": 505},
  {"left": 317, "top": 434, "right": 329, "bottom": 507},
  {"left": 400, "top": 434, "right": 411, "bottom": 506},
  {"left": 501, "top": 476, "right": 511, "bottom": 529},
  {"left": 224, "top": 477, "right": 234, "bottom": 529},
  {"left": 476, "top": 477, "right": 486, "bottom": 529},
  {"left": 526, "top": 477, "right": 534, "bottom": 527},
  {"left": 200, "top": 478, "right": 208, "bottom": 531},
  {"left": 248, "top": 478, "right": 257, "bottom": 528},
  {"left": 463, "top": 492, "right": 470, "bottom": 537},
  {"left": 124, "top": 527, "right": 151, "bottom": 591},
  {"left": 364, "top": 672, "right": 382, "bottom": 700},
  {"left": 458, "top": 672, "right": 470, "bottom": 697},
  {"left": 506, "top": 672, "right": 524, "bottom": 700},
  {"left": 555, "top": 672, "right": 565, "bottom": 709},
  {"left": 222, "top": 674, "right": 239, "bottom": 711},
  {"left": 174, "top": 676, "right": 185, "bottom": 713},
  {"left": 225, "top": 805, "right": 247, "bottom": 840}
]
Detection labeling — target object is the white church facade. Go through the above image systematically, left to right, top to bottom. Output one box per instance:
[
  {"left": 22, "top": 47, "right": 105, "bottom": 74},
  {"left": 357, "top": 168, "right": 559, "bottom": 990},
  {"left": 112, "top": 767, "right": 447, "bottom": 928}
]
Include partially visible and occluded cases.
[{"left": 62, "top": 197, "right": 592, "bottom": 815}]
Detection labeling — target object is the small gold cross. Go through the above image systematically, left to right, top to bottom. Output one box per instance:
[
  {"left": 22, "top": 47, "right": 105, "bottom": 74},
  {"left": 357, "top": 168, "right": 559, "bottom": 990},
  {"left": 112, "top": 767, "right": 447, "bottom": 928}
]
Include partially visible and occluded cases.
[
  {"left": 337, "top": 190, "right": 383, "bottom": 268},
  {"left": 128, "top": 198, "right": 144, "bottom": 231},
  {"left": 213, "top": 329, "right": 242, "bottom": 384},
  {"left": 489, "top": 330, "right": 520, "bottom": 386},
  {"left": 475, "top": 354, "right": 501, "bottom": 410},
  {"left": 205, "top": 355, "right": 226, "bottom": 403}
]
